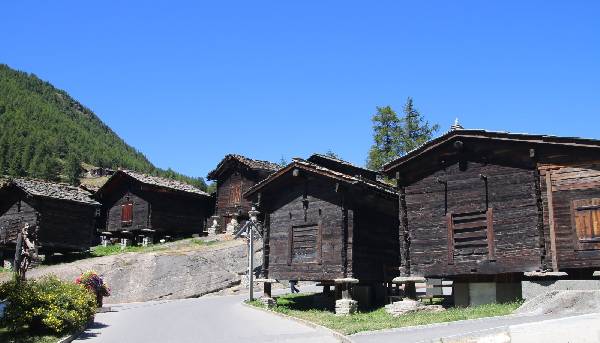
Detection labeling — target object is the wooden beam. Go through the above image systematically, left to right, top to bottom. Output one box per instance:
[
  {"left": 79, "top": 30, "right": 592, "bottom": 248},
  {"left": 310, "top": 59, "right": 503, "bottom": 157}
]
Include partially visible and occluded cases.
[
  {"left": 545, "top": 171, "right": 559, "bottom": 271},
  {"left": 486, "top": 208, "right": 496, "bottom": 261},
  {"left": 446, "top": 213, "right": 454, "bottom": 265},
  {"left": 287, "top": 224, "right": 293, "bottom": 266}
]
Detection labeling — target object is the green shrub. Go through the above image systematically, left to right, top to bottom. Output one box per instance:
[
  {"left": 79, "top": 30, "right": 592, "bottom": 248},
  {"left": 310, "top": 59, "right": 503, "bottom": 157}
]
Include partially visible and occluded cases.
[{"left": 0, "top": 275, "right": 96, "bottom": 335}]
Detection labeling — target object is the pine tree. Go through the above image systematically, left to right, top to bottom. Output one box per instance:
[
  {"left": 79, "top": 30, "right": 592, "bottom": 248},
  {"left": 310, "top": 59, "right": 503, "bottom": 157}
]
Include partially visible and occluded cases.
[
  {"left": 397, "top": 97, "right": 439, "bottom": 155},
  {"left": 366, "top": 99, "right": 439, "bottom": 171},
  {"left": 366, "top": 106, "right": 401, "bottom": 170},
  {"left": 7, "top": 147, "right": 25, "bottom": 176},
  {"left": 325, "top": 150, "right": 340, "bottom": 159},
  {"left": 64, "top": 153, "right": 82, "bottom": 185},
  {"left": 36, "top": 155, "right": 60, "bottom": 181}
]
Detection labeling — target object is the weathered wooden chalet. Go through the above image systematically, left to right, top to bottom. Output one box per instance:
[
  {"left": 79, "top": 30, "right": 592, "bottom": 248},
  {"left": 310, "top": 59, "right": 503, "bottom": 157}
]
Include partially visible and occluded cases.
[
  {"left": 382, "top": 129, "right": 600, "bottom": 305},
  {"left": 207, "top": 154, "right": 280, "bottom": 230},
  {"left": 245, "top": 157, "right": 399, "bottom": 309},
  {"left": 94, "top": 170, "right": 213, "bottom": 244},
  {"left": 0, "top": 178, "right": 100, "bottom": 259}
]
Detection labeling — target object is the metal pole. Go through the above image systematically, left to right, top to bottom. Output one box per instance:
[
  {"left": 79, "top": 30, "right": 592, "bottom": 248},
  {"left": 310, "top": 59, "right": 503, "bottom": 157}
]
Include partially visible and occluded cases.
[{"left": 249, "top": 225, "right": 254, "bottom": 301}]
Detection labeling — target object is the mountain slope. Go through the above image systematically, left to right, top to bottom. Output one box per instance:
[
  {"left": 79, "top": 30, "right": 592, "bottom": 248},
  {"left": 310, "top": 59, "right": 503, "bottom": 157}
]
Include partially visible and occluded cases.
[{"left": 0, "top": 64, "right": 206, "bottom": 189}]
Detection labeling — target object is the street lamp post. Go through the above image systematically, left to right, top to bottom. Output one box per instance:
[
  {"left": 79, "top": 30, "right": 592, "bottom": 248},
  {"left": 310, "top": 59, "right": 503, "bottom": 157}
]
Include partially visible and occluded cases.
[{"left": 235, "top": 206, "right": 262, "bottom": 301}]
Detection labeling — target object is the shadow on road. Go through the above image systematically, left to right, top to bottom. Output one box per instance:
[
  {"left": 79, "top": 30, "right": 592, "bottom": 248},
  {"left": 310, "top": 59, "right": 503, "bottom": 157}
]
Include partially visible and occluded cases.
[{"left": 75, "top": 322, "right": 109, "bottom": 340}]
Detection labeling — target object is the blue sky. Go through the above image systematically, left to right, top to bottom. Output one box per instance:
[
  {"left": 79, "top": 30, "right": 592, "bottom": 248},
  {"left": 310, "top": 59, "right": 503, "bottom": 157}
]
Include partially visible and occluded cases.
[{"left": 2, "top": 1, "right": 599, "bottom": 179}]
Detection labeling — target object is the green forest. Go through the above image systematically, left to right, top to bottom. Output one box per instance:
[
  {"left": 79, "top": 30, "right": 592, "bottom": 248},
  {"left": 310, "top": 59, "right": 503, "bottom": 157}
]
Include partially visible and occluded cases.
[{"left": 0, "top": 64, "right": 207, "bottom": 190}]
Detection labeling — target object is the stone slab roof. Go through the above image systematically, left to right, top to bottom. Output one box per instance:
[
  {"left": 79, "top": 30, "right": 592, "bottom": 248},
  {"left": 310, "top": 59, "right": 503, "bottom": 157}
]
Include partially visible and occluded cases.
[
  {"left": 207, "top": 154, "right": 281, "bottom": 180},
  {"left": 245, "top": 158, "right": 396, "bottom": 198},
  {"left": 120, "top": 170, "right": 210, "bottom": 196},
  {"left": 7, "top": 178, "right": 101, "bottom": 205}
]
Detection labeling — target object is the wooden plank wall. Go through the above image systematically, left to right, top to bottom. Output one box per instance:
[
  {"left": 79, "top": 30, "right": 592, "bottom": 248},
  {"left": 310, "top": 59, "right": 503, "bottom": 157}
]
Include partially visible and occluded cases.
[
  {"left": 405, "top": 161, "right": 542, "bottom": 277},
  {"left": 540, "top": 162, "right": 600, "bottom": 270},
  {"left": 215, "top": 168, "right": 257, "bottom": 227},
  {"left": 267, "top": 180, "right": 346, "bottom": 281},
  {"left": 0, "top": 191, "right": 96, "bottom": 252},
  {"left": 106, "top": 191, "right": 149, "bottom": 233},
  {"left": 146, "top": 191, "right": 208, "bottom": 236},
  {"left": 0, "top": 199, "right": 37, "bottom": 245},
  {"left": 37, "top": 199, "right": 96, "bottom": 252},
  {"left": 352, "top": 205, "right": 399, "bottom": 282}
]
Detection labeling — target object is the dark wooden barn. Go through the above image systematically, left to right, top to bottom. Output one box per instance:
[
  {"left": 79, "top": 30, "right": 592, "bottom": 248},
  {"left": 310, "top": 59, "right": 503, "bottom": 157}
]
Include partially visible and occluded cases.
[
  {"left": 382, "top": 129, "right": 600, "bottom": 305},
  {"left": 207, "top": 154, "right": 280, "bottom": 231},
  {"left": 245, "top": 157, "right": 398, "bottom": 311},
  {"left": 94, "top": 170, "right": 213, "bottom": 244},
  {"left": 0, "top": 178, "right": 100, "bottom": 261}
]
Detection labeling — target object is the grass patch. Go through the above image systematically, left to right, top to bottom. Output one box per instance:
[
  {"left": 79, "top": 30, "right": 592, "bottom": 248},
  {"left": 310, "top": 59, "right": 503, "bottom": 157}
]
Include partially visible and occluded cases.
[
  {"left": 190, "top": 239, "right": 219, "bottom": 246},
  {"left": 90, "top": 244, "right": 166, "bottom": 257},
  {"left": 248, "top": 293, "right": 522, "bottom": 335},
  {"left": 0, "top": 326, "right": 61, "bottom": 343}
]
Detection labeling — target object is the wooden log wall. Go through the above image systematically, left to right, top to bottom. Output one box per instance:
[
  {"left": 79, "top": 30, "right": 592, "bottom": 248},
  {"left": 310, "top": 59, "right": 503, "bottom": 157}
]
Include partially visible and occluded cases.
[
  {"left": 405, "top": 161, "right": 542, "bottom": 277},
  {"left": 539, "top": 162, "right": 600, "bottom": 271},
  {"left": 266, "top": 179, "right": 346, "bottom": 281}
]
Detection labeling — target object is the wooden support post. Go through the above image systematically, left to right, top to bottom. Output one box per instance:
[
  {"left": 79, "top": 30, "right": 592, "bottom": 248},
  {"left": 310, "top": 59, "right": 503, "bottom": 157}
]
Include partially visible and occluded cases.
[
  {"left": 545, "top": 171, "right": 559, "bottom": 271},
  {"left": 263, "top": 282, "right": 272, "bottom": 298},
  {"left": 404, "top": 282, "right": 417, "bottom": 300}
]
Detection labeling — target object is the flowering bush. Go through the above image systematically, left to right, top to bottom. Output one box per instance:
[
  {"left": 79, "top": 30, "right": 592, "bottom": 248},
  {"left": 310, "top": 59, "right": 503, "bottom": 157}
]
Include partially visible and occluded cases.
[
  {"left": 75, "top": 271, "right": 110, "bottom": 297},
  {"left": 0, "top": 275, "right": 96, "bottom": 335}
]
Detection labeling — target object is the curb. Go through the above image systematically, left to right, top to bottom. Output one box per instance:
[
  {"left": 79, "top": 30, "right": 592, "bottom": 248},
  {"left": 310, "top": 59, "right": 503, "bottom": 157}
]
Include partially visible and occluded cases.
[
  {"left": 241, "top": 301, "right": 354, "bottom": 343},
  {"left": 56, "top": 309, "right": 108, "bottom": 343},
  {"left": 349, "top": 313, "right": 524, "bottom": 337},
  {"left": 56, "top": 320, "right": 92, "bottom": 343}
]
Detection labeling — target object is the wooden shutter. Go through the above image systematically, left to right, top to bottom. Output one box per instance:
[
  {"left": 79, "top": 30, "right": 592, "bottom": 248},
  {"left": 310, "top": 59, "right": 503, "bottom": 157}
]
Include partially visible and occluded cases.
[
  {"left": 230, "top": 182, "right": 242, "bottom": 204},
  {"left": 573, "top": 198, "right": 600, "bottom": 242},
  {"left": 121, "top": 203, "right": 133, "bottom": 227},
  {"left": 447, "top": 209, "right": 494, "bottom": 263}
]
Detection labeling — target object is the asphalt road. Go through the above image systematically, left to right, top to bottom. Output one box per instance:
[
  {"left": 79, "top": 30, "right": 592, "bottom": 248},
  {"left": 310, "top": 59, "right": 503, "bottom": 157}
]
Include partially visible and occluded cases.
[
  {"left": 74, "top": 292, "right": 339, "bottom": 343},
  {"left": 351, "top": 313, "right": 572, "bottom": 343}
]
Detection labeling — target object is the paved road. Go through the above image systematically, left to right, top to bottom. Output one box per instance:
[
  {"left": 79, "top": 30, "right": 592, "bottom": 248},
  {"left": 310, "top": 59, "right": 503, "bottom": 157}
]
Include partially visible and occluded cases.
[
  {"left": 74, "top": 293, "right": 339, "bottom": 343},
  {"left": 351, "top": 313, "right": 575, "bottom": 343}
]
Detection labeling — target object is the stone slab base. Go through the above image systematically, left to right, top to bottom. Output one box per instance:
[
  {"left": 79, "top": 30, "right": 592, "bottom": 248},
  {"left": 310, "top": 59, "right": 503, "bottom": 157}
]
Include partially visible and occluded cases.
[
  {"left": 522, "top": 279, "right": 600, "bottom": 300},
  {"left": 454, "top": 281, "right": 522, "bottom": 307},
  {"left": 260, "top": 297, "right": 276, "bottom": 309},
  {"left": 335, "top": 299, "right": 358, "bottom": 315},
  {"left": 385, "top": 299, "right": 445, "bottom": 317}
]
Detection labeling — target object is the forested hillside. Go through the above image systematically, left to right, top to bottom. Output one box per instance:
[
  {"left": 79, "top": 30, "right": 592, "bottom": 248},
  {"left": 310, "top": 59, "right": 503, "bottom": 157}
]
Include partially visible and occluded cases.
[{"left": 0, "top": 64, "right": 207, "bottom": 189}]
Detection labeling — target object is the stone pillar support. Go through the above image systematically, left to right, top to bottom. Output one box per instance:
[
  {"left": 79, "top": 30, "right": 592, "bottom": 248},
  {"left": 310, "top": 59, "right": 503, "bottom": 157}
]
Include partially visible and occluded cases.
[
  {"left": 392, "top": 276, "right": 426, "bottom": 300},
  {"left": 256, "top": 278, "right": 277, "bottom": 308},
  {"left": 334, "top": 278, "right": 359, "bottom": 315}
]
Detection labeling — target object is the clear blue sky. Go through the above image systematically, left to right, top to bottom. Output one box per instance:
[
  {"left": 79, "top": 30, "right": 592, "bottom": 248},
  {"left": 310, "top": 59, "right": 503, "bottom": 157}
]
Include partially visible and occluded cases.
[{"left": 2, "top": 1, "right": 599, "bottom": 179}]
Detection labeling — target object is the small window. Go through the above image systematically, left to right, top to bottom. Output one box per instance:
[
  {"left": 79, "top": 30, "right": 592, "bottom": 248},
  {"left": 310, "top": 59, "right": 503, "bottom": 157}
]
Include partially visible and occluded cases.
[
  {"left": 573, "top": 199, "right": 600, "bottom": 242},
  {"left": 121, "top": 203, "right": 133, "bottom": 227}
]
